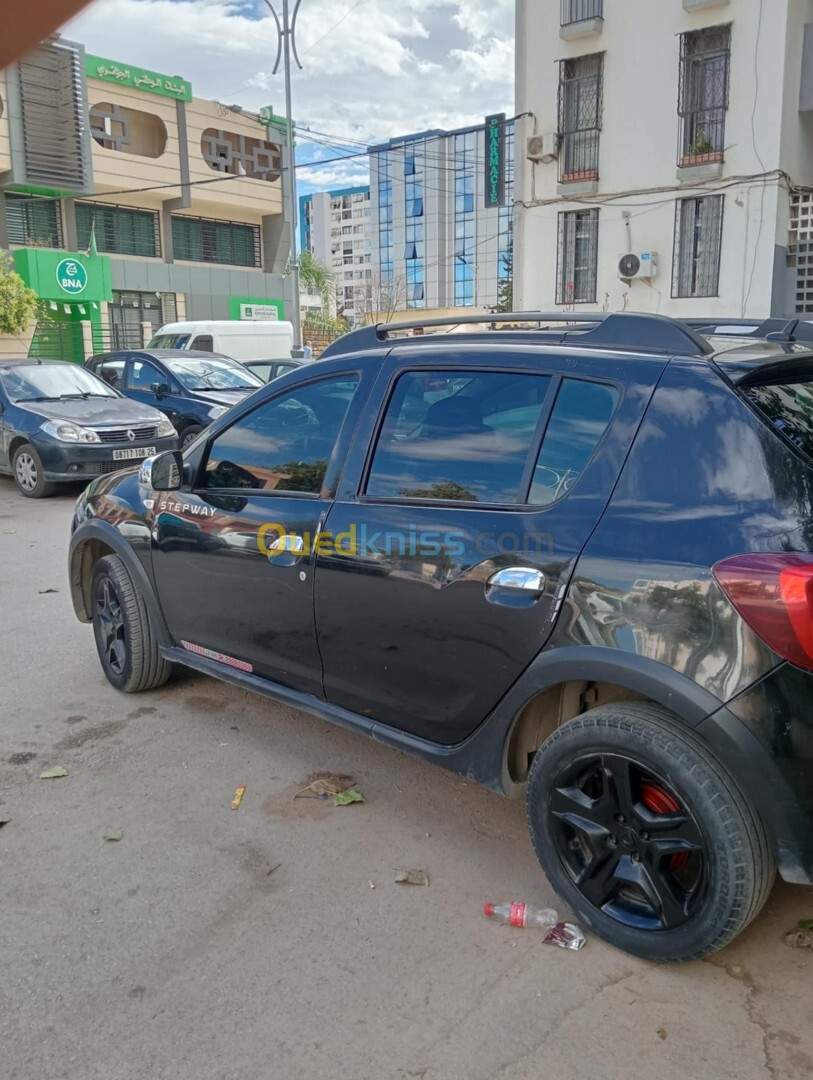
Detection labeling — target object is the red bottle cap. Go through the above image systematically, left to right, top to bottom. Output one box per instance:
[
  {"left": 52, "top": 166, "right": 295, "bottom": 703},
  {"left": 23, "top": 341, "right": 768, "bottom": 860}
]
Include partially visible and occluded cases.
[{"left": 483, "top": 903, "right": 495, "bottom": 917}]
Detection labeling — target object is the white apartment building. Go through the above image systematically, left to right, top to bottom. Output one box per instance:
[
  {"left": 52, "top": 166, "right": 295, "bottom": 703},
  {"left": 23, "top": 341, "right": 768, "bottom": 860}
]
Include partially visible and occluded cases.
[
  {"left": 515, "top": 0, "right": 813, "bottom": 319},
  {"left": 368, "top": 121, "right": 515, "bottom": 314},
  {"left": 299, "top": 187, "right": 371, "bottom": 324}
]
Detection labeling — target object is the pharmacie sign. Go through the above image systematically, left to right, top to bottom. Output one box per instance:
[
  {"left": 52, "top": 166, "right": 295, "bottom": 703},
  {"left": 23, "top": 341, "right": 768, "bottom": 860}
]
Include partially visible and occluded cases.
[
  {"left": 86, "top": 54, "right": 192, "bottom": 101},
  {"left": 484, "top": 113, "right": 506, "bottom": 209},
  {"left": 55, "top": 258, "right": 88, "bottom": 295}
]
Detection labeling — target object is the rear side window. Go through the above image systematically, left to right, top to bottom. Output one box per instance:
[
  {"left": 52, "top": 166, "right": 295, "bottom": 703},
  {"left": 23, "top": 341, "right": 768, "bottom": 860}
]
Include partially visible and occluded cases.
[
  {"left": 92, "top": 358, "right": 125, "bottom": 388},
  {"left": 365, "top": 371, "right": 552, "bottom": 503},
  {"left": 530, "top": 380, "right": 619, "bottom": 506},
  {"left": 744, "top": 381, "right": 813, "bottom": 460}
]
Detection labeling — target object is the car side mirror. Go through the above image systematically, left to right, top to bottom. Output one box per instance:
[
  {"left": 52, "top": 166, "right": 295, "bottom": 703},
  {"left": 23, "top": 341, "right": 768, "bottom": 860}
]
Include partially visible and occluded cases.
[
  {"left": 151, "top": 381, "right": 171, "bottom": 399},
  {"left": 141, "top": 450, "right": 183, "bottom": 491}
]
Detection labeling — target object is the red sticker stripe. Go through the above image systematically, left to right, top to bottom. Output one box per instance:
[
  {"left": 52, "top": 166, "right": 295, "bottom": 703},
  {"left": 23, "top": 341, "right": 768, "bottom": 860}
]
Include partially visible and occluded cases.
[{"left": 180, "top": 640, "right": 253, "bottom": 673}]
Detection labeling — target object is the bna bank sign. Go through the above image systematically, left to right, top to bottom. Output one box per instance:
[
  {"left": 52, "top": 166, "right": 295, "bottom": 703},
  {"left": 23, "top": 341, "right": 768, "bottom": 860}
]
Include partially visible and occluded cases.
[{"left": 56, "top": 258, "right": 89, "bottom": 295}]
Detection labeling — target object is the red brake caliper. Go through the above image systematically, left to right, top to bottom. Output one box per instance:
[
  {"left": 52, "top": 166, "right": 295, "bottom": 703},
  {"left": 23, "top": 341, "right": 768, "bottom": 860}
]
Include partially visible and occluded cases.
[{"left": 640, "top": 782, "right": 689, "bottom": 870}]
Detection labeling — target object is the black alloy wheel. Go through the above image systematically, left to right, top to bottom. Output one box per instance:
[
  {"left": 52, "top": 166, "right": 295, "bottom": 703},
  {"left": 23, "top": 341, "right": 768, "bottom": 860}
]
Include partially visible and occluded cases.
[
  {"left": 90, "top": 555, "right": 172, "bottom": 693},
  {"left": 94, "top": 575, "right": 127, "bottom": 677},
  {"left": 526, "top": 703, "right": 775, "bottom": 961},
  {"left": 548, "top": 753, "right": 706, "bottom": 932}
]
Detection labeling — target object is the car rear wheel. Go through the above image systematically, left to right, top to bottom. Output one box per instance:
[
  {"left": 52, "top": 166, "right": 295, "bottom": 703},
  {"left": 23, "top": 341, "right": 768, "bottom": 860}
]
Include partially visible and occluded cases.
[
  {"left": 180, "top": 425, "right": 203, "bottom": 449},
  {"left": 13, "top": 444, "right": 55, "bottom": 499},
  {"left": 91, "top": 555, "right": 172, "bottom": 693},
  {"left": 526, "top": 702, "right": 775, "bottom": 961}
]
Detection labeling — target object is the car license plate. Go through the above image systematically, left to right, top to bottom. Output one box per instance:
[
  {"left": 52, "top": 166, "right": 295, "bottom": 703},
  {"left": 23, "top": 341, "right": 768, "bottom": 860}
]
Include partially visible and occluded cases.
[{"left": 112, "top": 446, "right": 156, "bottom": 461}]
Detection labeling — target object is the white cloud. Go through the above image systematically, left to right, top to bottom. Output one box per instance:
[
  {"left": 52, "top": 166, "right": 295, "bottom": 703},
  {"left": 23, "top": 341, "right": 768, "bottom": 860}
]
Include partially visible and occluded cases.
[{"left": 66, "top": 0, "right": 514, "bottom": 175}]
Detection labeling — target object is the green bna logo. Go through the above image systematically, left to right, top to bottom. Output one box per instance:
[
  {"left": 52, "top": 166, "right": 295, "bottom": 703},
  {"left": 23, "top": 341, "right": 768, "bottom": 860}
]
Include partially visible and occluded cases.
[{"left": 56, "top": 258, "right": 88, "bottom": 295}]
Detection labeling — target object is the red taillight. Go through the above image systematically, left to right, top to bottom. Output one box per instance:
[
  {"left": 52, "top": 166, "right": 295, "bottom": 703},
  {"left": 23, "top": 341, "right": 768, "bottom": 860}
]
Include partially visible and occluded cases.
[{"left": 713, "top": 554, "right": 813, "bottom": 672}]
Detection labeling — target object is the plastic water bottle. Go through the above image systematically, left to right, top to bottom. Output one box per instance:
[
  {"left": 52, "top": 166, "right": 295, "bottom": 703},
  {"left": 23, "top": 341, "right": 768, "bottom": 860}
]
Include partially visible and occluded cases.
[{"left": 483, "top": 902, "right": 558, "bottom": 929}]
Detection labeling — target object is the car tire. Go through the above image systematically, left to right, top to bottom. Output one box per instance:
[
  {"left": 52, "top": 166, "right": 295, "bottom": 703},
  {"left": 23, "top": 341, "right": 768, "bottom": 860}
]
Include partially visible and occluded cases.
[
  {"left": 180, "top": 425, "right": 203, "bottom": 449},
  {"left": 12, "top": 444, "right": 55, "bottom": 499},
  {"left": 91, "top": 555, "right": 172, "bottom": 693},
  {"left": 526, "top": 702, "right": 775, "bottom": 962}
]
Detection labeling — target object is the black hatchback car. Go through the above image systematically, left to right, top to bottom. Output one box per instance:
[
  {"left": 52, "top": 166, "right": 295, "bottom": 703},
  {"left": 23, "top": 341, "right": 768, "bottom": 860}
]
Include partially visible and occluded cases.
[
  {"left": 69, "top": 312, "right": 813, "bottom": 961},
  {"left": 86, "top": 350, "right": 263, "bottom": 449},
  {"left": 0, "top": 359, "right": 177, "bottom": 498}
]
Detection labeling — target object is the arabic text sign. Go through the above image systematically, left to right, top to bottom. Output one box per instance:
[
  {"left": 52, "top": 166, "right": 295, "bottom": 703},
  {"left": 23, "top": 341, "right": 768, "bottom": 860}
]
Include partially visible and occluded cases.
[
  {"left": 86, "top": 54, "right": 192, "bottom": 101},
  {"left": 484, "top": 113, "right": 506, "bottom": 209}
]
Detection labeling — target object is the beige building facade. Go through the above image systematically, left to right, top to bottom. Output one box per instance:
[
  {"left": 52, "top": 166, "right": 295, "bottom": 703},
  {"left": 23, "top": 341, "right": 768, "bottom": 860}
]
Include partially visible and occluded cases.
[{"left": 0, "top": 36, "right": 292, "bottom": 360}]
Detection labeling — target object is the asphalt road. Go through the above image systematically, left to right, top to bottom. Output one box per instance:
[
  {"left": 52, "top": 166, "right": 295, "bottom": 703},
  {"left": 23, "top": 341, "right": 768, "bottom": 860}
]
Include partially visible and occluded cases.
[{"left": 1, "top": 476, "right": 813, "bottom": 1080}]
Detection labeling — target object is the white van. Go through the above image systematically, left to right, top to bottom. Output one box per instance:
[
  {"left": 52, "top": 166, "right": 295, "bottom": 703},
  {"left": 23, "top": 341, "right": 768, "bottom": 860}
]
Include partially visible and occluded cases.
[{"left": 148, "top": 320, "right": 295, "bottom": 362}]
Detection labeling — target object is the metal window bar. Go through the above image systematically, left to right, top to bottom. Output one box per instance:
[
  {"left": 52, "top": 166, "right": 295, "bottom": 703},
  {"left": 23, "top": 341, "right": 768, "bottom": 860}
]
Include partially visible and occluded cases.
[
  {"left": 561, "top": 0, "right": 603, "bottom": 26},
  {"left": 678, "top": 25, "right": 731, "bottom": 167},
  {"left": 558, "top": 54, "right": 603, "bottom": 182},
  {"left": 4, "top": 193, "right": 63, "bottom": 247},
  {"left": 672, "top": 195, "right": 725, "bottom": 298},
  {"left": 76, "top": 202, "right": 161, "bottom": 258},
  {"left": 557, "top": 208, "right": 599, "bottom": 304},
  {"left": 170, "top": 215, "right": 261, "bottom": 267}
]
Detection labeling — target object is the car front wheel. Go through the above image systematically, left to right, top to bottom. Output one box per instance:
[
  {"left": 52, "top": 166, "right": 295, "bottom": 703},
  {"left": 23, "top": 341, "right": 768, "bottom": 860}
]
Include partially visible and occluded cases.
[
  {"left": 180, "top": 424, "right": 203, "bottom": 449},
  {"left": 13, "top": 444, "right": 55, "bottom": 499},
  {"left": 91, "top": 555, "right": 172, "bottom": 693},
  {"left": 526, "top": 702, "right": 775, "bottom": 961}
]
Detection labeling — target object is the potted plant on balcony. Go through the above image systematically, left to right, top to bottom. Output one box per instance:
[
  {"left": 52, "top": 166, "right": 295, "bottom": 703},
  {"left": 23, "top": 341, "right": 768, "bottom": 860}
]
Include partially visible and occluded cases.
[{"left": 681, "top": 130, "right": 721, "bottom": 168}]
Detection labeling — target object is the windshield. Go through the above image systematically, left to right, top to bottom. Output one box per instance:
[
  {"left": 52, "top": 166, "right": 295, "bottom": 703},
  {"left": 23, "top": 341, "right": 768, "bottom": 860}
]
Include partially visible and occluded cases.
[
  {"left": 148, "top": 334, "right": 191, "bottom": 349},
  {"left": 165, "top": 356, "right": 263, "bottom": 392},
  {"left": 0, "top": 363, "right": 117, "bottom": 403},
  {"left": 745, "top": 381, "right": 813, "bottom": 460}
]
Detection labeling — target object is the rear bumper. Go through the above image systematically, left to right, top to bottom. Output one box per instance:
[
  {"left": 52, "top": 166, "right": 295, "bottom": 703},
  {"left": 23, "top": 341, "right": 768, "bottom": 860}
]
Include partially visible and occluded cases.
[
  {"left": 33, "top": 434, "right": 178, "bottom": 481},
  {"left": 702, "top": 662, "right": 813, "bottom": 885}
]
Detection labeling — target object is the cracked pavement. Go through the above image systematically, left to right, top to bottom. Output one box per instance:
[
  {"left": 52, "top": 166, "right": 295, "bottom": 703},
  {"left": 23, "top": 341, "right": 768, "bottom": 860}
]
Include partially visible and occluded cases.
[{"left": 1, "top": 479, "right": 813, "bottom": 1080}]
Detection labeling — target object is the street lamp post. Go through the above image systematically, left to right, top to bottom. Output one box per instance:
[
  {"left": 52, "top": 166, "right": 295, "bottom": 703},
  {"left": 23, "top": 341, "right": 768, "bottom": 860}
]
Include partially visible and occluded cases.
[{"left": 264, "top": 0, "right": 304, "bottom": 357}]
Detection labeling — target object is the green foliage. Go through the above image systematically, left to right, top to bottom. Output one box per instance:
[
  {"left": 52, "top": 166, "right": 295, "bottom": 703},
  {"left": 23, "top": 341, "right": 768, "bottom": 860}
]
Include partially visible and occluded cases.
[
  {"left": 493, "top": 241, "right": 513, "bottom": 314},
  {"left": 0, "top": 255, "right": 38, "bottom": 336}
]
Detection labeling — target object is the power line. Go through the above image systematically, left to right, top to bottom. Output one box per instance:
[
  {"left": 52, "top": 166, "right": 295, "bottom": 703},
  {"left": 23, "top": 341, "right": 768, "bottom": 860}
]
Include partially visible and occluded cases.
[{"left": 298, "top": 0, "right": 367, "bottom": 58}]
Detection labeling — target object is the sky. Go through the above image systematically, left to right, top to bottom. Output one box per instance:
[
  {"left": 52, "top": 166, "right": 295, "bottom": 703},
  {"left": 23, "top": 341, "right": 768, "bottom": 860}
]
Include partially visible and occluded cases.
[{"left": 66, "top": 0, "right": 515, "bottom": 197}]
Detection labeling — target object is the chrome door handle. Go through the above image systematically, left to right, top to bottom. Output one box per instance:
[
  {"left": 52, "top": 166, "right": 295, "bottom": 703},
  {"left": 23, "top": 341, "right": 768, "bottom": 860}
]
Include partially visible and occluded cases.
[
  {"left": 268, "top": 533, "right": 305, "bottom": 553},
  {"left": 487, "top": 567, "right": 546, "bottom": 592}
]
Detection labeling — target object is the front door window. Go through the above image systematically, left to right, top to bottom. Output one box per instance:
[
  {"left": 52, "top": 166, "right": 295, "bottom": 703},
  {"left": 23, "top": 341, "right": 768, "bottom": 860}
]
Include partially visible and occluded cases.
[{"left": 203, "top": 375, "right": 360, "bottom": 494}]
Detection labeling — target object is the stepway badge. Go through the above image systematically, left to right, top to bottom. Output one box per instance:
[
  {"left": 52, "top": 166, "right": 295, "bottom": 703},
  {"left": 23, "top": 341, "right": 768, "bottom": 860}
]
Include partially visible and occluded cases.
[{"left": 56, "top": 258, "right": 88, "bottom": 295}]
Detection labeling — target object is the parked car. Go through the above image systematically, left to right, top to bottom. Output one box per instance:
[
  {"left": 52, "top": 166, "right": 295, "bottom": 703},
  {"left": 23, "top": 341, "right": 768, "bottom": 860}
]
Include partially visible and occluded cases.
[
  {"left": 69, "top": 311, "right": 813, "bottom": 961},
  {"left": 148, "top": 319, "right": 294, "bottom": 362},
  {"left": 86, "top": 349, "right": 263, "bottom": 449},
  {"left": 242, "top": 358, "right": 304, "bottom": 383},
  {"left": 0, "top": 359, "right": 177, "bottom": 498}
]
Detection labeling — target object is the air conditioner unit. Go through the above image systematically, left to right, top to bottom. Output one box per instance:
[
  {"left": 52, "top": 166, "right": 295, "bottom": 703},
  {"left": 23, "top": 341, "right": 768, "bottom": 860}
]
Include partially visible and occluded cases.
[
  {"left": 527, "top": 133, "right": 558, "bottom": 163},
  {"left": 617, "top": 252, "right": 658, "bottom": 281}
]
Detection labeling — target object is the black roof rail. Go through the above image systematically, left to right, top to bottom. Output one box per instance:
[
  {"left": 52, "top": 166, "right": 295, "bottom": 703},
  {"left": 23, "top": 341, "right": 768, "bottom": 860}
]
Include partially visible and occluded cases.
[
  {"left": 321, "top": 311, "right": 714, "bottom": 359},
  {"left": 685, "top": 317, "right": 813, "bottom": 345}
]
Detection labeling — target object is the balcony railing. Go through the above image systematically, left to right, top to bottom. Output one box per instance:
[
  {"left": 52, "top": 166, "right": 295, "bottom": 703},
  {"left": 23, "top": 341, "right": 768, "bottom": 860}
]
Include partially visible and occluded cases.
[{"left": 561, "top": 0, "right": 603, "bottom": 26}]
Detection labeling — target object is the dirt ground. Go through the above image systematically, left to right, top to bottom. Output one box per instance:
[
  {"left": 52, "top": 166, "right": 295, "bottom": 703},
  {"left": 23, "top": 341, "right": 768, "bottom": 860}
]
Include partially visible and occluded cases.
[{"left": 1, "top": 478, "right": 812, "bottom": 1080}]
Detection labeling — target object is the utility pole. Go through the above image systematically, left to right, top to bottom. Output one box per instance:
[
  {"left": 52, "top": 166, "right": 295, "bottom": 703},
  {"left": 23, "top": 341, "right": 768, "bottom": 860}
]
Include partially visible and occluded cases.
[{"left": 265, "top": 0, "right": 304, "bottom": 357}]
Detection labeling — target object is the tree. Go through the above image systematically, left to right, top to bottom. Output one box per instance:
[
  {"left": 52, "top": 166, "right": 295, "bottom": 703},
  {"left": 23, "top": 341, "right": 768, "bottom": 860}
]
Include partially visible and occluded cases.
[
  {"left": 494, "top": 240, "right": 514, "bottom": 314},
  {"left": 296, "top": 250, "right": 336, "bottom": 313},
  {"left": 290, "top": 251, "right": 349, "bottom": 337},
  {"left": 0, "top": 254, "right": 38, "bottom": 336},
  {"left": 358, "top": 271, "right": 407, "bottom": 323}
]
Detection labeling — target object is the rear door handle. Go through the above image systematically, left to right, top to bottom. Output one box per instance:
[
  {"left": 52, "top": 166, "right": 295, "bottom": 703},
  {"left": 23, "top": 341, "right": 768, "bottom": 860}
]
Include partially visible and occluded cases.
[
  {"left": 485, "top": 567, "right": 546, "bottom": 607},
  {"left": 487, "top": 567, "right": 545, "bottom": 592}
]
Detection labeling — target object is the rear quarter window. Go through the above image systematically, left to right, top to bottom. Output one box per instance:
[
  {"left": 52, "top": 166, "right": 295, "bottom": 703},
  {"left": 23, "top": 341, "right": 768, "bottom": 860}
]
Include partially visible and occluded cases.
[{"left": 744, "top": 382, "right": 813, "bottom": 460}]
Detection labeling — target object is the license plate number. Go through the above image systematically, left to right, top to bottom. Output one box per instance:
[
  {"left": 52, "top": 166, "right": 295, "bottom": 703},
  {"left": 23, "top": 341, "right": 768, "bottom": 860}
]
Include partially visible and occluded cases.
[{"left": 112, "top": 446, "right": 156, "bottom": 461}]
